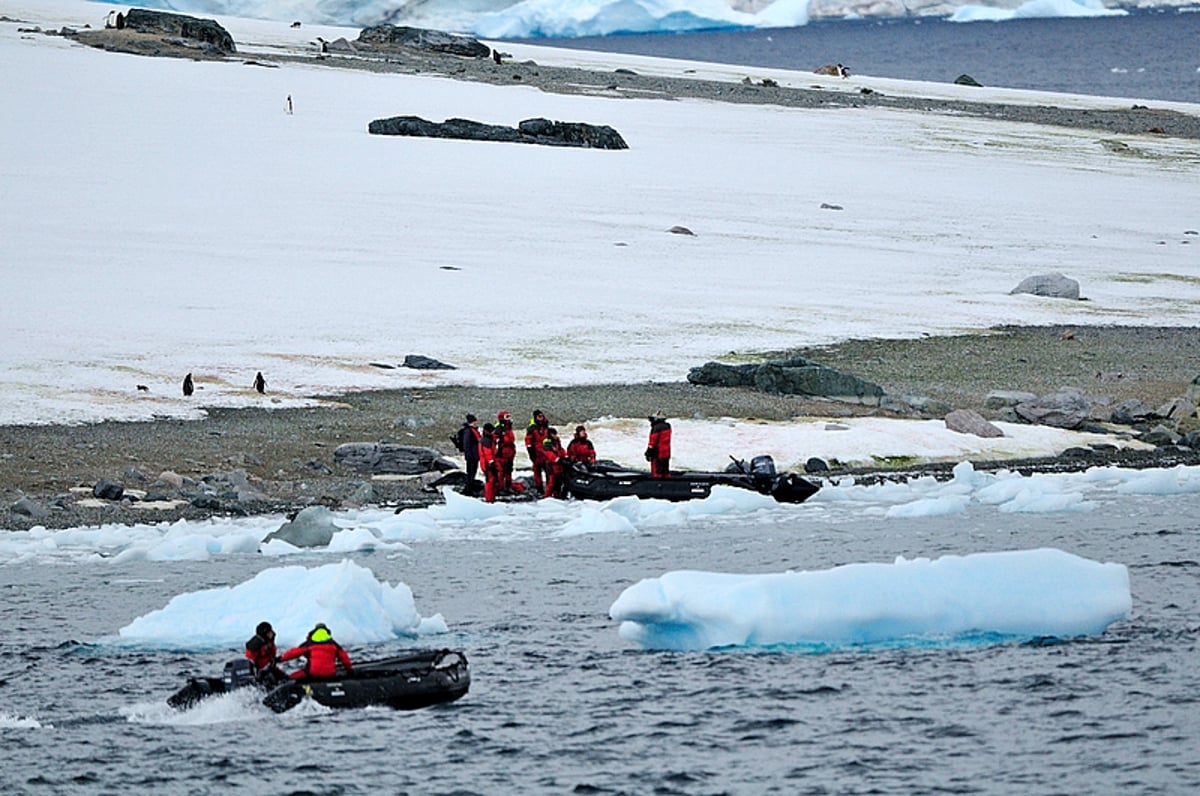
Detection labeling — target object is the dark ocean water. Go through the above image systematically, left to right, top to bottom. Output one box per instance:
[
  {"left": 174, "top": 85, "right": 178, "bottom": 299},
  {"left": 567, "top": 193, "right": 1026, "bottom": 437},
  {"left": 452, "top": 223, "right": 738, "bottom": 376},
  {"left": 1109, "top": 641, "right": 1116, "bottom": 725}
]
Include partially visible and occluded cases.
[
  {"left": 529, "top": 10, "right": 1200, "bottom": 104},
  {"left": 3, "top": 492, "right": 1199, "bottom": 794}
]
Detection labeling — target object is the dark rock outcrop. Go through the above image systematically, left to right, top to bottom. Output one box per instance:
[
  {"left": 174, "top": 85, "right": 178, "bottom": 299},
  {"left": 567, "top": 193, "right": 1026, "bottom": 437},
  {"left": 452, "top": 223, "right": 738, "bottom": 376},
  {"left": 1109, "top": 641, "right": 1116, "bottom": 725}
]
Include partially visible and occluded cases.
[
  {"left": 70, "top": 9, "right": 236, "bottom": 58},
  {"left": 122, "top": 9, "right": 235, "bottom": 53},
  {"left": 356, "top": 25, "right": 490, "bottom": 58},
  {"left": 367, "top": 116, "right": 628, "bottom": 150},
  {"left": 403, "top": 354, "right": 455, "bottom": 370},
  {"left": 687, "top": 356, "right": 883, "bottom": 404},
  {"left": 1014, "top": 388, "right": 1091, "bottom": 430},
  {"left": 334, "top": 443, "right": 456, "bottom": 474},
  {"left": 93, "top": 479, "right": 125, "bottom": 501},
  {"left": 12, "top": 496, "right": 49, "bottom": 520}
]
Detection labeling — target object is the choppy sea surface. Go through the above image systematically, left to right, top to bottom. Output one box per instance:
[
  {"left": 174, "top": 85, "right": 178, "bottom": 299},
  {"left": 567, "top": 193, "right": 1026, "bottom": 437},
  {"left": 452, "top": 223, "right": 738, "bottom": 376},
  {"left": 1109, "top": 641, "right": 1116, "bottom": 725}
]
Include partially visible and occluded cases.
[
  {"left": 534, "top": 11, "right": 1200, "bottom": 104},
  {"left": 3, "top": 489, "right": 1199, "bottom": 794}
]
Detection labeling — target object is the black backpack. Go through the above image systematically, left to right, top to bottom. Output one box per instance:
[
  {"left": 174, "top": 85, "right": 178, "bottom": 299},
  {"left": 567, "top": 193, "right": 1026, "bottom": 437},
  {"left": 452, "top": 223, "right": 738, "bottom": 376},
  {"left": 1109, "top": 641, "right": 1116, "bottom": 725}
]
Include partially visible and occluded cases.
[{"left": 450, "top": 426, "right": 467, "bottom": 452}]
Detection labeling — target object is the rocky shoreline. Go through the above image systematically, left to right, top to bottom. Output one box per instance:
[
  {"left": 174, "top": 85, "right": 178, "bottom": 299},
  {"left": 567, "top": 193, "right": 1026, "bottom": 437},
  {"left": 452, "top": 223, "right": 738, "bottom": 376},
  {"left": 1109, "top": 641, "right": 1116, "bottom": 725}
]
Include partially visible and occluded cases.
[
  {"left": 40, "top": 11, "right": 1200, "bottom": 141},
  {"left": 4, "top": 326, "right": 1200, "bottom": 531}
]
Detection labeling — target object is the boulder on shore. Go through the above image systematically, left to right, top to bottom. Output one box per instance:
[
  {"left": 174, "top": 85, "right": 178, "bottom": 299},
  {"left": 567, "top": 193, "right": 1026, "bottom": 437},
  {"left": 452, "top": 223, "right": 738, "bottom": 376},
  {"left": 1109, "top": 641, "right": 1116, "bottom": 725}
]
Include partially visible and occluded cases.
[
  {"left": 356, "top": 25, "right": 490, "bottom": 58},
  {"left": 1010, "top": 273, "right": 1081, "bottom": 300},
  {"left": 688, "top": 356, "right": 883, "bottom": 404},
  {"left": 1014, "top": 388, "right": 1091, "bottom": 430},
  {"left": 944, "top": 408, "right": 1004, "bottom": 438},
  {"left": 334, "top": 443, "right": 456, "bottom": 474}
]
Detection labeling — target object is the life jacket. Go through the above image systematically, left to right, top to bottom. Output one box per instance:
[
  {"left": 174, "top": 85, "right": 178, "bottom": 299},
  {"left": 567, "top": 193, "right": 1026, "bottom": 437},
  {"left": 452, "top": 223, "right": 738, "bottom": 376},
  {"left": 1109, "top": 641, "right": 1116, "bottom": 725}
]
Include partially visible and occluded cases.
[
  {"left": 525, "top": 418, "right": 550, "bottom": 461},
  {"left": 648, "top": 419, "right": 672, "bottom": 458},
  {"left": 463, "top": 423, "right": 481, "bottom": 458},
  {"left": 495, "top": 423, "right": 517, "bottom": 460},
  {"left": 479, "top": 430, "right": 496, "bottom": 467},
  {"left": 541, "top": 435, "right": 565, "bottom": 463},
  {"left": 567, "top": 437, "right": 596, "bottom": 465},
  {"left": 244, "top": 633, "right": 277, "bottom": 673},
  {"left": 280, "top": 635, "right": 352, "bottom": 679}
]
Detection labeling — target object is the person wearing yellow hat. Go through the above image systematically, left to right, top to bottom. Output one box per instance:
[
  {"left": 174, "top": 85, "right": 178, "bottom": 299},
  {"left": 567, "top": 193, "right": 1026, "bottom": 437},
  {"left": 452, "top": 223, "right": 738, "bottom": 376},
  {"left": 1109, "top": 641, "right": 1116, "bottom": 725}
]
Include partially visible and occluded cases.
[{"left": 279, "top": 623, "right": 353, "bottom": 680}]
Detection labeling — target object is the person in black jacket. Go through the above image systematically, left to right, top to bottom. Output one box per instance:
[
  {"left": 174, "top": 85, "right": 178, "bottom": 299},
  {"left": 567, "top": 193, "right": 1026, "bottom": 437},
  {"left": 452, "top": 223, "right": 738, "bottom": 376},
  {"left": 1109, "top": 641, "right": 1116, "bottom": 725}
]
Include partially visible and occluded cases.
[{"left": 460, "top": 414, "right": 481, "bottom": 494}]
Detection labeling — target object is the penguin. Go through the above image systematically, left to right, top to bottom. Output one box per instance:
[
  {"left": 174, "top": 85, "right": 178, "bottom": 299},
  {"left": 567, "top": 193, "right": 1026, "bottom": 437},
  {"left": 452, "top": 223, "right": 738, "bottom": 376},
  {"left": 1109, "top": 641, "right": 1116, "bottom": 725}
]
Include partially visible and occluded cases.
[
  {"left": 253, "top": 371, "right": 266, "bottom": 394},
  {"left": 183, "top": 373, "right": 194, "bottom": 397}
]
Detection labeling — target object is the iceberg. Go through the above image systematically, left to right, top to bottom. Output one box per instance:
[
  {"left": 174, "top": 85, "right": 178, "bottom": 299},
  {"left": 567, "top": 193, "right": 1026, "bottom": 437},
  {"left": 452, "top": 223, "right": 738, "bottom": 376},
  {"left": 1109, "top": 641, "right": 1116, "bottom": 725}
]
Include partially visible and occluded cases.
[
  {"left": 609, "top": 548, "right": 1132, "bottom": 650},
  {"left": 116, "top": 559, "right": 449, "bottom": 649}
]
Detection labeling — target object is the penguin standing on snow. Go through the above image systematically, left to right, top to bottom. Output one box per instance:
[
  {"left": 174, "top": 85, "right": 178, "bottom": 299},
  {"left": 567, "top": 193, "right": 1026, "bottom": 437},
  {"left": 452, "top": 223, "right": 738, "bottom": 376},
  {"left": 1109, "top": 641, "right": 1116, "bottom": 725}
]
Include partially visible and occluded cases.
[
  {"left": 253, "top": 371, "right": 266, "bottom": 394},
  {"left": 182, "top": 373, "right": 194, "bottom": 397}
]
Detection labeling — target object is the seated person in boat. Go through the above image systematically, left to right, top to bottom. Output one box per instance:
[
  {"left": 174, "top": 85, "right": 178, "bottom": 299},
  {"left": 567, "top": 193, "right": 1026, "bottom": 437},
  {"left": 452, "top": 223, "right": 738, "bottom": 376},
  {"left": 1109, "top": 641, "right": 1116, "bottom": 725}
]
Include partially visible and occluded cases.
[
  {"left": 566, "top": 425, "right": 596, "bottom": 469},
  {"left": 245, "top": 621, "right": 287, "bottom": 685},
  {"left": 280, "top": 623, "right": 353, "bottom": 680}
]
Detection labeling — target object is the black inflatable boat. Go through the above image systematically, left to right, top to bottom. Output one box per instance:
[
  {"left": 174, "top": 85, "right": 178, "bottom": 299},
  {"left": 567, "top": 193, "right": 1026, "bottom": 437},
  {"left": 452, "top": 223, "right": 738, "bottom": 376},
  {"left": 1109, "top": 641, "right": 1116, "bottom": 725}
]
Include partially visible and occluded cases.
[
  {"left": 563, "top": 455, "right": 820, "bottom": 504},
  {"left": 167, "top": 649, "right": 470, "bottom": 713}
]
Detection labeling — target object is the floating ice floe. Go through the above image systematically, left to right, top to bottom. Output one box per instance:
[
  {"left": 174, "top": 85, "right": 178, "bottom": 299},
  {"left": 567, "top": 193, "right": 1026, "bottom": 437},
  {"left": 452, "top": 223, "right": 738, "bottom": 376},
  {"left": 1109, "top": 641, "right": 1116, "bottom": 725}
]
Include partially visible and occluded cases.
[{"left": 609, "top": 547, "right": 1132, "bottom": 650}]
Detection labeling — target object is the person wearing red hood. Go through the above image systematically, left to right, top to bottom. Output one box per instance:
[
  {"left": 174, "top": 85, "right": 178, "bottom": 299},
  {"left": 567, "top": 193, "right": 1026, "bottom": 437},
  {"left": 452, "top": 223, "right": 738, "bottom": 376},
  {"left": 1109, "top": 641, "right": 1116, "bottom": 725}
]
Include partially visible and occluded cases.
[
  {"left": 494, "top": 410, "right": 517, "bottom": 493},
  {"left": 645, "top": 412, "right": 672, "bottom": 478},
  {"left": 566, "top": 425, "right": 596, "bottom": 468},
  {"left": 279, "top": 623, "right": 353, "bottom": 680}
]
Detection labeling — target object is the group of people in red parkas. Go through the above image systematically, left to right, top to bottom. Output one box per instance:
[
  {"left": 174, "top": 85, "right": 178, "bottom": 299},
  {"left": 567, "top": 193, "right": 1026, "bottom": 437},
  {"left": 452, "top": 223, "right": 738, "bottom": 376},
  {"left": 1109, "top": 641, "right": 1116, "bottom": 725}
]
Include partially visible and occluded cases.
[
  {"left": 456, "top": 409, "right": 671, "bottom": 502},
  {"left": 244, "top": 621, "right": 354, "bottom": 685}
]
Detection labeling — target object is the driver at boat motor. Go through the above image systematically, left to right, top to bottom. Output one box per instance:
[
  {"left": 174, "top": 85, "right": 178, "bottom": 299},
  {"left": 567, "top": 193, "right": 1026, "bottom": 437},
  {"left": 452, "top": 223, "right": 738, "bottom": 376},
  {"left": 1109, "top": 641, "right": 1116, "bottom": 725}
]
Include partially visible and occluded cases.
[
  {"left": 245, "top": 621, "right": 287, "bottom": 686},
  {"left": 279, "top": 623, "right": 353, "bottom": 680}
]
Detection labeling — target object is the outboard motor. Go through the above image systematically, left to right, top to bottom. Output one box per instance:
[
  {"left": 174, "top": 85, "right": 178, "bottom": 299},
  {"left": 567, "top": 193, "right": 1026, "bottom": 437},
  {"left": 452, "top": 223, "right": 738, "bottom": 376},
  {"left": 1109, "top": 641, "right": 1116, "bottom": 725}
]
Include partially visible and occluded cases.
[
  {"left": 749, "top": 455, "right": 777, "bottom": 477},
  {"left": 223, "top": 658, "right": 257, "bottom": 691}
]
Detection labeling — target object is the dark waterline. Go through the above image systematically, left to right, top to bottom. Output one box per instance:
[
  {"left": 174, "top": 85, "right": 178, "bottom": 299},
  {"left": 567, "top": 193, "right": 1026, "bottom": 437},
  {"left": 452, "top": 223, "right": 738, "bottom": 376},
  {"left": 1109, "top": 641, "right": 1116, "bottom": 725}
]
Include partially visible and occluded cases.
[{"left": 513, "top": 10, "right": 1200, "bottom": 104}]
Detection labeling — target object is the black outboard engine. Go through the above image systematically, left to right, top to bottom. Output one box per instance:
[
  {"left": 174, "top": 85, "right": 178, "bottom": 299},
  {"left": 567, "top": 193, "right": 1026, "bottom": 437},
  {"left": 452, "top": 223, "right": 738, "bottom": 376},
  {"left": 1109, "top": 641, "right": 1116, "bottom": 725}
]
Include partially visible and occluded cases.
[
  {"left": 749, "top": 455, "right": 776, "bottom": 477},
  {"left": 223, "top": 658, "right": 257, "bottom": 691}
]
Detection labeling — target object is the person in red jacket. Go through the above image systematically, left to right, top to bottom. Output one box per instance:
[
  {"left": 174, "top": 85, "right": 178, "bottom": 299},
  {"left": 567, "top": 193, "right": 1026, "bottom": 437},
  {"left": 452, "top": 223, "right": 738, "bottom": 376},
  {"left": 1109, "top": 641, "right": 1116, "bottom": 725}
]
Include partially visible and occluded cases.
[
  {"left": 494, "top": 410, "right": 517, "bottom": 493},
  {"left": 524, "top": 410, "right": 551, "bottom": 491},
  {"left": 645, "top": 412, "right": 672, "bottom": 478},
  {"left": 479, "top": 422, "right": 499, "bottom": 503},
  {"left": 566, "top": 425, "right": 596, "bottom": 468},
  {"left": 540, "top": 427, "right": 568, "bottom": 498},
  {"left": 244, "top": 621, "right": 285, "bottom": 685},
  {"left": 279, "top": 623, "right": 353, "bottom": 680}
]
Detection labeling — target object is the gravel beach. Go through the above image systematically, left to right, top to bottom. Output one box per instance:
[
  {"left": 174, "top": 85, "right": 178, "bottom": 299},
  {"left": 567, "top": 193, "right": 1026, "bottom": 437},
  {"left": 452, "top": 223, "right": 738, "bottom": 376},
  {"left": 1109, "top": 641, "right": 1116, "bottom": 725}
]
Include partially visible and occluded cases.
[{"left": 4, "top": 326, "right": 1200, "bottom": 530}]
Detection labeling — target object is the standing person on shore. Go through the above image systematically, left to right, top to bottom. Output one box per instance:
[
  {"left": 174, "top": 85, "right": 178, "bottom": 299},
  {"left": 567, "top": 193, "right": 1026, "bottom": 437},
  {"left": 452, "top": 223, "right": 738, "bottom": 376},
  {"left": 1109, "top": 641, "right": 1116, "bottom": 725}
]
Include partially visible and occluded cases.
[
  {"left": 494, "top": 410, "right": 517, "bottom": 493},
  {"left": 524, "top": 410, "right": 551, "bottom": 492},
  {"left": 645, "top": 412, "right": 672, "bottom": 478},
  {"left": 460, "top": 414, "right": 482, "bottom": 495},
  {"left": 479, "top": 422, "right": 498, "bottom": 502},
  {"left": 566, "top": 425, "right": 596, "bottom": 469},
  {"left": 540, "top": 427, "right": 568, "bottom": 498}
]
